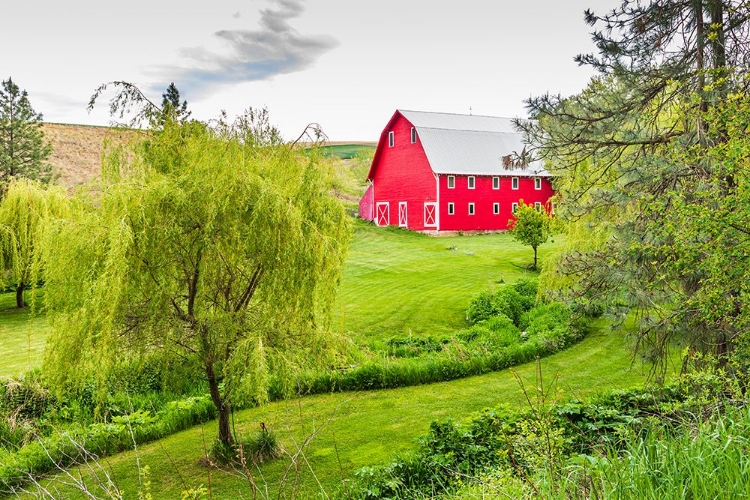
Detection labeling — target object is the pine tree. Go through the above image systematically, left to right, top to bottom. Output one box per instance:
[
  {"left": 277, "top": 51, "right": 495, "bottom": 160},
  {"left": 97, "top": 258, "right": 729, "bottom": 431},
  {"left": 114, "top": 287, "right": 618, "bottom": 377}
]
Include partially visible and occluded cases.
[
  {"left": 518, "top": 1, "right": 750, "bottom": 369},
  {"left": 0, "top": 78, "right": 53, "bottom": 187},
  {"left": 160, "top": 82, "right": 191, "bottom": 124}
]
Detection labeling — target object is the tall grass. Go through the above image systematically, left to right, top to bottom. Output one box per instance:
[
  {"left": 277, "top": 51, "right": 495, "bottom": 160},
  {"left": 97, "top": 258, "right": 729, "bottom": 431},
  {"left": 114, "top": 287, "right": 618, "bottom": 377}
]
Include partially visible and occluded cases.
[{"left": 588, "top": 407, "right": 750, "bottom": 499}]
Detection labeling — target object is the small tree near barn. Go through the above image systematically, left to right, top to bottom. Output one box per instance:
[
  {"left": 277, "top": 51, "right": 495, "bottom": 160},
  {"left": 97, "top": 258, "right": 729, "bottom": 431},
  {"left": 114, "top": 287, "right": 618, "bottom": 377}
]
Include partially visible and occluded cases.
[{"left": 509, "top": 200, "right": 551, "bottom": 270}]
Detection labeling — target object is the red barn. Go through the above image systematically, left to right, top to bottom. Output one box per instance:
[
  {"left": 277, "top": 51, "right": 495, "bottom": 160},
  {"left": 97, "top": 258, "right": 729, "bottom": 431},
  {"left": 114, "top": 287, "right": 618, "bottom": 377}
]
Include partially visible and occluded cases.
[{"left": 359, "top": 110, "right": 555, "bottom": 232}]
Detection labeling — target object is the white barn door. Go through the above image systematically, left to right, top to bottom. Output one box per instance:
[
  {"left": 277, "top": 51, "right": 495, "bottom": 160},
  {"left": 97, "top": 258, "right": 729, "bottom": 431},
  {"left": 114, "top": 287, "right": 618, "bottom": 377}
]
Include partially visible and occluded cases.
[
  {"left": 376, "top": 202, "right": 390, "bottom": 226},
  {"left": 398, "top": 202, "right": 408, "bottom": 227},
  {"left": 424, "top": 202, "right": 437, "bottom": 228}
]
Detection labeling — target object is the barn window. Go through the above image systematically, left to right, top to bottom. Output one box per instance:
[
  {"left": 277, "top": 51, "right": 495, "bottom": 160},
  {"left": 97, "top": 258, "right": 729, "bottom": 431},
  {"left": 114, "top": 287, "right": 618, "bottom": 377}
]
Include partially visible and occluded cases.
[
  {"left": 411, "top": 127, "right": 417, "bottom": 143},
  {"left": 389, "top": 131, "right": 394, "bottom": 147},
  {"left": 447, "top": 176, "right": 455, "bottom": 189},
  {"left": 468, "top": 176, "right": 475, "bottom": 189},
  {"left": 492, "top": 177, "right": 500, "bottom": 189},
  {"left": 512, "top": 177, "right": 519, "bottom": 190},
  {"left": 534, "top": 177, "right": 542, "bottom": 190},
  {"left": 551, "top": 201, "right": 557, "bottom": 215},
  {"left": 448, "top": 202, "right": 455, "bottom": 215},
  {"left": 493, "top": 202, "right": 500, "bottom": 215},
  {"left": 512, "top": 202, "right": 519, "bottom": 214},
  {"left": 535, "top": 202, "right": 542, "bottom": 212},
  {"left": 468, "top": 203, "right": 475, "bottom": 215}
]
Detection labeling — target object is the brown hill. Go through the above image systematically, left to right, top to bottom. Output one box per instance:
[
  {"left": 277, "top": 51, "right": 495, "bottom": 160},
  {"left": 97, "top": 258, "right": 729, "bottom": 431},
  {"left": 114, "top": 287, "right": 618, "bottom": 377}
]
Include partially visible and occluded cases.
[
  {"left": 43, "top": 123, "right": 139, "bottom": 188},
  {"left": 42, "top": 124, "right": 373, "bottom": 206}
]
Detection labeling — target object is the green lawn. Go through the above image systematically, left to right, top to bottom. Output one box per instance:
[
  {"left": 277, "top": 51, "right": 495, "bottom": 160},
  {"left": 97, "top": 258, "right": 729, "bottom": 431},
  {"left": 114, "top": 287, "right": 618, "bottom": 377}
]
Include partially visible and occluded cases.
[
  {"left": 316, "top": 144, "right": 376, "bottom": 160},
  {"left": 335, "top": 221, "right": 560, "bottom": 342},
  {"left": 0, "top": 291, "right": 50, "bottom": 379},
  {"left": 27, "top": 322, "right": 669, "bottom": 499}
]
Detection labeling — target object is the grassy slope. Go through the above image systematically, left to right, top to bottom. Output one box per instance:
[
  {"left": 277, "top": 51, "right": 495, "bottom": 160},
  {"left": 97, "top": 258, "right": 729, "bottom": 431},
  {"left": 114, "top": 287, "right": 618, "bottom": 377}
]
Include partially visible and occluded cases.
[
  {"left": 336, "top": 221, "right": 559, "bottom": 342},
  {"left": 0, "top": 293, "right": 49, "bottom": 379},
  {"left": 28, "top": 323, "right": 663, "bottom": 499}
]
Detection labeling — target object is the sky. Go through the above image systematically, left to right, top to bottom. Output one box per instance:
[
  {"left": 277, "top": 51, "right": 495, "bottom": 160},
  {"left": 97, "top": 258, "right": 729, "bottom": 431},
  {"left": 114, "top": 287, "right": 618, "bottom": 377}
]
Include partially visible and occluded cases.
[{"left": 3, "top": 0, "right": 617, "bottom": 142}]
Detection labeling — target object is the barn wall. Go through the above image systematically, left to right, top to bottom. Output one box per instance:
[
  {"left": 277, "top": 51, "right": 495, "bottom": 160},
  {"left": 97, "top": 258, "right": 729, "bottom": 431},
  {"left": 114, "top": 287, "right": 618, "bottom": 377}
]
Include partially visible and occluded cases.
[
  {"left": 370, "top": 114, "right": 436, "bottom": 230},
  {"left": 439, "top": 175, "right": 554, "bottom": 231}
]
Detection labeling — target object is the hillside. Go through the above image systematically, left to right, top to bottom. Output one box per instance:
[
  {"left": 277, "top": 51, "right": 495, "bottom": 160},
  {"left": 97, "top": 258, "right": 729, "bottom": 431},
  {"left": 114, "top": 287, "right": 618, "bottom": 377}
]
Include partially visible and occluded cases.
[
  {"left": 42, "top": 123, "right": 375, "bottom": 195},
  {"left": 42, "top": 123, "right": 138, "bottom": 188}
]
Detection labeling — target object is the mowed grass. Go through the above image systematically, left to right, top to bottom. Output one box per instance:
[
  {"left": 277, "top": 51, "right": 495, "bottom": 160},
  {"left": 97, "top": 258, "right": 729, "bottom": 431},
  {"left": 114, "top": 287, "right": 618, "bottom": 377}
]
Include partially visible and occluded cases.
[
  {"left": 335, "top": 221, "right": 560, "bottom": 342},
  {"left": 0, "top": 292, "right": 50, "bottom": 379},
  {"left": 28, "top": 322, "right": 666, "bottom": 499}
]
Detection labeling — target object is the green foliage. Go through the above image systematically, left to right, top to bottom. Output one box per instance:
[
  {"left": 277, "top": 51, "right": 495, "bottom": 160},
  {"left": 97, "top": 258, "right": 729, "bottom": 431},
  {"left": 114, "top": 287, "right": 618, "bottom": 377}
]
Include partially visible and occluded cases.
[
  {"left": 522, "top": 2, "right": 750, "bottom": 369},
  {"left": 0, "top": 78, "right": 53, "bottom": 186},
  {"left": 160, "top": 82, "right": 191, "bottom": 124},
  {"left": 40, "top": 109, "right": 352, "bottom": 446},
  {"left": 0, "top": 178, "right": 68, "bottom": 308},
  {"left": 508, "top": 200, "right": 552, "bottom": 270},
  {"left": 466, "top": 281, "right": 538, "bottom": 325},
  {"left": 346, "top": 372, "right": 740, "bottom": 499},
  {"left": 0, "top": 395, "right": 216, "bottom": 494},
  {"left": 244, "top": 424, "right": 282, "bottom": 463}
]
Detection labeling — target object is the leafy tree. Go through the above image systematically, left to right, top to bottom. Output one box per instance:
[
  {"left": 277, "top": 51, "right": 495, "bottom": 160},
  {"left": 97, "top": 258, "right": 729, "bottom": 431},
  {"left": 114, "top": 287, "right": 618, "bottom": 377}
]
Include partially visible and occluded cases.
[
  {"left": 516, "top": 1, "right": 750, "bottom": 369},
  {"left": 0, "top": 78, "right": 53, "bottom": 187},
  {"left": 160, "top": 82, "right": 191, "bottom": 124},
  {"left": 40, "top": 113, "right": 352, "bottom": 449},
  {"left": 0, "top": 178, "right": 68, "bottom": 308},
  {"left": 509, "top": 201, "right": 551, "bottom": 270}
]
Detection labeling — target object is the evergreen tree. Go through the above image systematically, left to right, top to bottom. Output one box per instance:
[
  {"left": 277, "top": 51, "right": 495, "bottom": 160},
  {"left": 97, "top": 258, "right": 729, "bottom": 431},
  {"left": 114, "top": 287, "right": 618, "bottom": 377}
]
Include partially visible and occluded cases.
[
  {"left": 519, "top": 1, "right": 750, "bottom": 370},
  {"left": 0, "top": 78, "right": 53, "bottom": 187},
  {"left": 160, "top": 82, "right": 191, "bottom": 124}
]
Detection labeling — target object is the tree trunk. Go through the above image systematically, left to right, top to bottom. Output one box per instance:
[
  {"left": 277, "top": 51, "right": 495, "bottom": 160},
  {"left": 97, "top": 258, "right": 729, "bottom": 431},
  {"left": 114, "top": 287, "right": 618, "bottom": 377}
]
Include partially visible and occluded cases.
[
  {"left": 533, "top": 246, "right": 538, "bottom": 270},
  {"left": 16, "top": 282, "right": 25, "bottom": 309},
  {"left": 206, "top": 361, "right": 233, "bottom": 448}
]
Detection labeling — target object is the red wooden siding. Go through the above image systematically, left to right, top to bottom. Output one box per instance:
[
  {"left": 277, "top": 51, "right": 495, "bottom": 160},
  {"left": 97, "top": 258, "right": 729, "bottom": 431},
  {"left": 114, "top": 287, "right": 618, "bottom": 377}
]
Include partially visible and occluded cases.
[
  {"left": 369, "top": 114, "right": 436, "bottom": 231},
  {"left": 438, "top": 175, "right": 554, "bottom": 231}
]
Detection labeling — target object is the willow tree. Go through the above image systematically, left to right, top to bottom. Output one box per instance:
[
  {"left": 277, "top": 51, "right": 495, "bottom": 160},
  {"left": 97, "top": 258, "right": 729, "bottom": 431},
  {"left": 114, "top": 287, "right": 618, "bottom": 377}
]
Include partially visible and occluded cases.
[
  {"left": 41, "top": 116, "right": 351, "bottom": 448},
  {"left": 0, "top": 178, "right": 67, "bottom": 308}
]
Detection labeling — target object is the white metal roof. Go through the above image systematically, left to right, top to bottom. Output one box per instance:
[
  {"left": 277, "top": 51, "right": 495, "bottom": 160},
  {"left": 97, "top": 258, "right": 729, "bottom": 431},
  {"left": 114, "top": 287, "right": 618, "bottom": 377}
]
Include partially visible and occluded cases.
[{"left": 398, "top": 110, "right": 548, "bottom": 177}]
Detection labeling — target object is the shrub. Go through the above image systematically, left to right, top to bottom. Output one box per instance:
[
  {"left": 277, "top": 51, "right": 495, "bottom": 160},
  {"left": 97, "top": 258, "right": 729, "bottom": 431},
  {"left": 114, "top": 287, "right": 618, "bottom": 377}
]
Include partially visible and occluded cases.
[{"left": 244, "top": 424, "right": 282, "bottom": 463}]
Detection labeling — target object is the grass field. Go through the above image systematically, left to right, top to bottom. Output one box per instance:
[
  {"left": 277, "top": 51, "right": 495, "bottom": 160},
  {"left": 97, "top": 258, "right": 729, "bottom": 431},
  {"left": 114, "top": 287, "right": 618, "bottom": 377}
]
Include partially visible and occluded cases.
[
  {"left": 317, "top": 144, "right": 377, "bottom": 160},
  {"left": 335, "top": 221, "right": 560, "bottom": 342},
  {"left": 0, "top": 292, "right": 50, "bottom": 379},
  {"left": 27, "top": 321, "right": 665, "bottom": 499}
]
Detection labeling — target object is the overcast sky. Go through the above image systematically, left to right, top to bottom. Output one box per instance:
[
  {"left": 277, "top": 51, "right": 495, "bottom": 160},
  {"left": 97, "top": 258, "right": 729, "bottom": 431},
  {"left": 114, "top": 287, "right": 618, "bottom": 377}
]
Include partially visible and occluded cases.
[{"left": 3, "top": 0, "right": 616, "bottom": 141}]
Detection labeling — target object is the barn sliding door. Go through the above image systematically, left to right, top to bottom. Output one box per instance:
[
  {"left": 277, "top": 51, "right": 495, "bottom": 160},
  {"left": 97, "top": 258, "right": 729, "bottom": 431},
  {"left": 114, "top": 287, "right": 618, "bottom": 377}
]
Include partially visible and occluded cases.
[
  {"left": 376, "top": 202, "right": 390, "bottom": 226},
  {"left": 398, "top": 202, "right": 408, "bottom": 227},
  {"left": 424, "top": 202, "right": 437, "bottom": 228}
]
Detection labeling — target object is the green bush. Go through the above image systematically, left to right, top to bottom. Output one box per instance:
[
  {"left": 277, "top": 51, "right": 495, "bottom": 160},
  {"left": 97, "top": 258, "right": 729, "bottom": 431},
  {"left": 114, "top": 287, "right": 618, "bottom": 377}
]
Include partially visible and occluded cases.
[{"left": 344, "top": 377, "right": 735, "bottom": 499}]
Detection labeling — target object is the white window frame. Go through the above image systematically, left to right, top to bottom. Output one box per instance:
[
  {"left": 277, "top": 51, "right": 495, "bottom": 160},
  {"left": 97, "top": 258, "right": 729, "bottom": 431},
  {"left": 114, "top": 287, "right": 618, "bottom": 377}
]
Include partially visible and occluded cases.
[
  {"left": 410, "top": 127, "right": 417, "bottom": 144},
  {"left": 388, "top": 131, "right": 394, "bottom": 147},
  {"left": 447, "top": 175, "right": 455, "bottom": 189},
  {"left": 467, "top": 176, "right": 475, "bottom": 189},
  {"left": 492, "top": 176, "right": 500, "bottom": 190},
  {"left": 512, "top": 177, "right": 519, "bottom": 190},
  {"left": 534, "top": 177, "right": 542, "bottom": 190},
  {"left": 535, "top": 201, "right": 542, "bottom": 212},
  {"left": 551, "top": 201, "right": 557, "bottom": 215},
  {"left": 448, "top": 202, "right": 455, "bottom": 215},
  {"left": 468, "top": 202, "right": 475, "bottom": 215},
  {"left": 493, "top": 202, "right": 500, "bottom": 215},
  {"left": 512, "top": 202, "right": 519, "bottom": 214}
]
